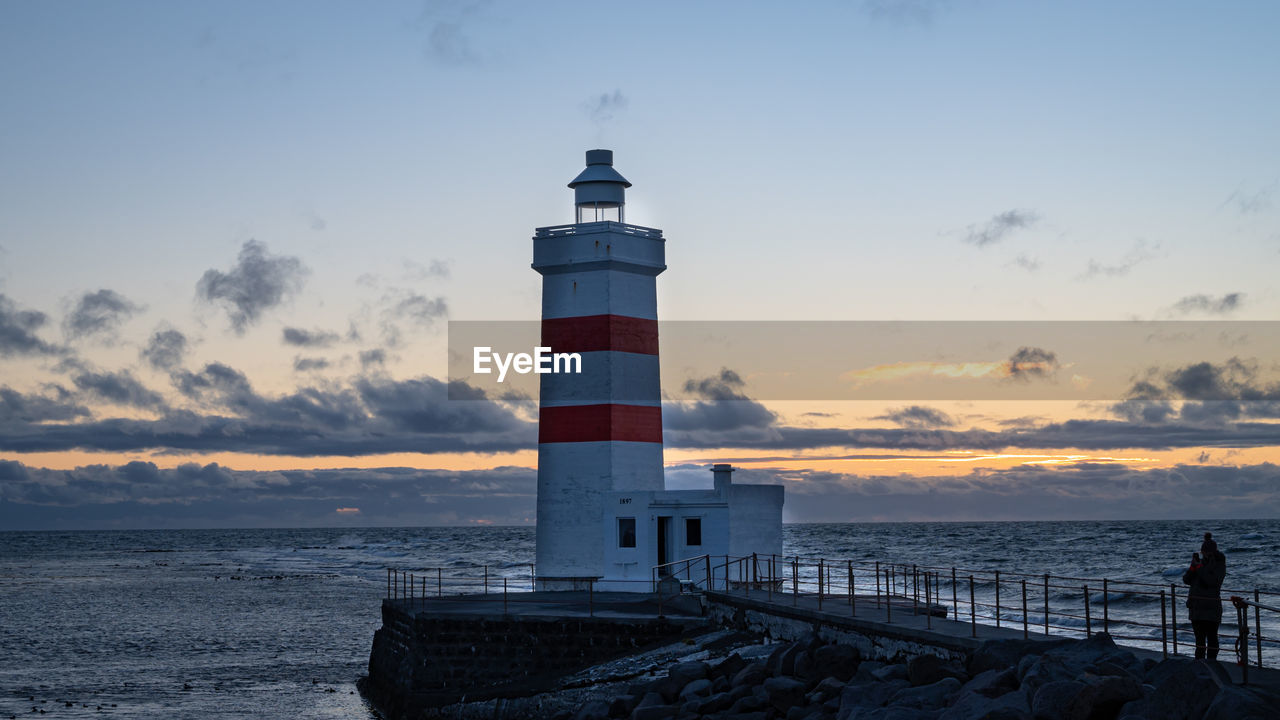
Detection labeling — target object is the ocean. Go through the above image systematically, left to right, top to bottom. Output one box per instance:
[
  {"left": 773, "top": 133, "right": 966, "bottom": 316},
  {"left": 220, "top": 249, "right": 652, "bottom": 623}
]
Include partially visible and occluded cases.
[{"left": 2, "top": 520, "right": 1277, "bottom": 718}]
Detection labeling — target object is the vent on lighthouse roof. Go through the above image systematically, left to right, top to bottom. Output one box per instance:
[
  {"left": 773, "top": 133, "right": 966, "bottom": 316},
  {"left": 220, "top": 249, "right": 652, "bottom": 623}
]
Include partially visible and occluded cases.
[{"left": 569, "top": 149, "right": 629, "bottom": 223}]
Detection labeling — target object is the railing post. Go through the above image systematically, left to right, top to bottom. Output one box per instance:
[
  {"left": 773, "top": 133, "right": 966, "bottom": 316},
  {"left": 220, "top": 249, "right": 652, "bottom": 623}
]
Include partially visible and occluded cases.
[
  {"left": 752, "top": 552, "right": 758, "bottom": 585},
  {"left": 705, "top": 555, "right": 711, "bottom": 591},
  {"left": 793, "top": 557, "right": 798, "bottom": 606},
  {"left": 745, "top": 559, "right": 751, "bottom": 599},
  {"left": 818, "top": 559, "right": 824, "bottom": 610},
  {"left": 848, "top": 561, "right": 854, "bottom": 615},
  {"left": 876, "top": 562, "right": 882, "bottom": 609},
  {"left": 531, "top": 564, "right": 535, "bottom": 592},
  {"left": 913, "top": 564, "right": 918, "bottom": 605},
  {"left": 484, "top": 565, "right": 489, "bottom": 595},
  {"left": 885, "top": 565, "right": 892, "bottom": 623},
  {"left": 438, "top": 567, "right": 442, "bottom": 597},
  {"left": 951, "top": 567, "right": 957, "bottom": 620},
  {"left": 386, "top": 568, "right": 391, "bottom": 599},
  {"left": 393, "top": 569, "right": 398, "bottom": 600},
  {"left": 994, "top": 570, "right": 1001, "bottom": 628},
  {"left": 925, "top": 571, "right": 932, "bottom": 629},
  {"left": 409, "top": 573, "right": 413, "bottom": 605},
  {"left": 1043, "top": 574, "right": 1050, "bottom": 636},
  {"left": 969, "top": 575, "right": 976, "bottom": 638},
  {"left": 421, "top": 576, "right": 425, "bottom": 610},
  {"left": 503, "top": 577, "right": 508, "bottom": 615},
  {"left": 588, "top": 578, "right": 594, "bottom": 617},
  {"left": 1102, "top": 578, "right": 1109, "bottom": 635},
  {"left": 1022, "top": 580, "right": 1028, "bottom": 639},
  {"left": 1171, "top": 584, "right": 1178, "bottom": 655},
  {"left": 1084, "top": 585, "right": 1091, "bottom": 638},
  {"left": 1160, "top": 589, "right": 1167, "bottom": 658},
  {"left": 1255, "top": 589, "right": 1263, "bottom": 668}
]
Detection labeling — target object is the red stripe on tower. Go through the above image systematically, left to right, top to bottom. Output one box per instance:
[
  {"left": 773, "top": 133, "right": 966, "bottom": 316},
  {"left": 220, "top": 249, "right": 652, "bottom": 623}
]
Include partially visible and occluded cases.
[
  {"left": 541, "top": 314, "right": 659, "bottom": 355},
  {"left": 538, "top": 404, "right": 663, "bottom": 444}
]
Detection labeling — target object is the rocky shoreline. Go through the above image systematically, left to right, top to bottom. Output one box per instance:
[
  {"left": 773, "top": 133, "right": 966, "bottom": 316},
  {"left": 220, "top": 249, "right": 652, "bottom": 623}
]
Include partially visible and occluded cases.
[{"left": 422, "top": 630, "right": 1280, "bottom": 720}]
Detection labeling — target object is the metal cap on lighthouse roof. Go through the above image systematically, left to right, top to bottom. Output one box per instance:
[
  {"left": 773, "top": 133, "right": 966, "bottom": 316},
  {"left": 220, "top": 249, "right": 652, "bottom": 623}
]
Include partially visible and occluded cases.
[{"left": 568, "top": 149, "right": 631, "bottom": 207}]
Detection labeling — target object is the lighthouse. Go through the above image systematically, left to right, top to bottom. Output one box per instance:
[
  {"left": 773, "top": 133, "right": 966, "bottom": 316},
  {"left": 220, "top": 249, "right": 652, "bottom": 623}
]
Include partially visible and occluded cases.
[{"left": 533, "top": 150, "right": 783, "bottom": 591}]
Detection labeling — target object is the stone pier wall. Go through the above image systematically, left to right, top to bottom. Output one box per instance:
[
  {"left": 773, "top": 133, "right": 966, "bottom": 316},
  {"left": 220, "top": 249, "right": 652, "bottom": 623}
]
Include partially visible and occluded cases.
[{"left": 362, "top": 600, "right": 703, "bottom": 719}]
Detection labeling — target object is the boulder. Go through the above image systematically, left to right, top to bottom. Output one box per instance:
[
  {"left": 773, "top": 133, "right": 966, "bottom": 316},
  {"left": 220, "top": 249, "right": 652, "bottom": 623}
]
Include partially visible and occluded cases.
[
  {"left": 967, "top": 639, "right": 1071, "bottom": 676},
  {"left": 770, "top": 643, "right": 805, "bottom": 677},
  {"left": 813, "top": 643, "right": 861, "bottom": 681},
  {"left": 794, "top": 650, "right": 816, "bottom": 680},
  {"left": 713, "top": 653, "right": 750, "bottom": 681},
  {"left": 907, "top": 654, "right": 968, "bottom": 687},
  {"left": 1118, "top": 658, "right": 1218, "bottom": 720},
  {"left": 667, "top": 661, "right": 709, "bottom": 688},
  {"left": 732, "top": 661, "right": 769, "bottom": 688},
  {"left": 854, "top": 662, "right": 886, "bottom": 683},
  {"left": 872, "top": 664, "right": 909, "bottom": 683},
  {"left": 958, "top": 668, "right": 1019, "bottom": 699},
  {"left": 1080, "top": 672, "right": 1142, "bottom": 717},
  {"left": 763, "top": 676, "right": 808, "bottom": 711},
  {"left": 812, "top": 676, "right": 847, "bottom": 702},
  {"left": 888, "top": 677, "right": 963, "bottom": 710},
  {"left": 679, "top": 678, "right": 713, "bottom": 701},
  {"left": 838, "top": 679, "right": 911, "bottom": 715},
  {"left": 1029, "top": 680, "right": 1097, "bottom": 720},
  {"left": 1202, "top": 685, "right": 1280, "bottom": 720},
  {"left": 938, "top": 687, "right": 1031, "bottom": 720},
  {"left": 693, "top": 690, "right": 735, "bottom": 715},
  {"left": 635, "top": 692, "right": 667, "bottom": 710},
  {"left": 727, "top": 692, "right": 767, "bottom": 714},
  {"left": 608, "top": 695, "right": 638, "bottom": 718},
  {"left": 573, "top": 699, "right": 611, "bottom": 720},
  {"left": 630, "top": 704, "right": 678, "bottom": 720}
]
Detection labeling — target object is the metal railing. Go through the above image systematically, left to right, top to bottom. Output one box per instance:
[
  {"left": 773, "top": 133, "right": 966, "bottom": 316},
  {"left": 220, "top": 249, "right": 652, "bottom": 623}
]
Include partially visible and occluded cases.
[
  {"left": 534, "top": 221, "right": 663, "bottom": 239},
  {"left": 696, "top": 554, "right": 1280, "bottom": 668},
  {"left": 380, "top": 555, "right": 1279, "bottom": 669}
]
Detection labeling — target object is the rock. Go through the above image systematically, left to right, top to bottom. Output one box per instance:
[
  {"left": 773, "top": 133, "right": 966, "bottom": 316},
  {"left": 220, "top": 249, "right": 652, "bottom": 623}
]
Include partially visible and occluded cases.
[
  {"left": 967, "top": 639, "right": 1071, "bottom": 676},
  {"left": 770, "top": 643, "right": 804, "bottom": 677},
  {"left": 813, "top": 643, "right": 861, "bottom": 681},
  {"left": 794, "top": 650, "right": 815, "bottom": 680},
  {"left": 713, "top": 653, "right": 750, "bottom": 681},
  {"left": 907, "top": 654, "right": 967, "bottom": 687},
  {"left": 1019, "top": 655, "right": 1076, "bottom": 697},
  {"left": 1119, "top": 658, "right": 1219, "bottom": 720},
  {"left": 667, "top": 661, "right": 709, "bottom": 688},
  {"left": 733, "top": 661, "right": 769, "bottom": 688},
  {"left": 854, "top": 661, "right": 886, "bottom": 683},
  {"left": 872, "top": 664, "right": 909, "bottom": 683},
  {"left": 958, "top": 668, "right": 1019, "bottom": 699},
  {"left": 1080, "top": 672, "right": 1142, "bottom": 717},
  {"left": 712, "top": 675, "right": 730, "bottom": 694},
  {"left": 649, "top": 676, "right": 686, "bottom": 704},
  {"left": 763, "top": 676, "right": 808, "bottom": 711},
  {"left": 813, "top": 676, "right": 846, "bottom": 702},
  {"left": 889, "top": 677, "right": 962, "bottom": 710},
  {"left": 679, "top": 678, "right": 713, "bottom": 701},
  {"left": 838, "top": 679, "right": 911, "bottom": 715},
  {"left": 1029, "top": 680, "right": 1097, "bottom": 720},
  {"left": 1202, "top": 685, "right": 1280, "bottom": 720},
  {"left": 938, "top": 687, "right": 1031, "bottom": 720},
  {"left": 694, "top": 690, "right": 735, "bottom": 715},
  {"left": 635, "top": 692, "right": 666, "bottom": 710},
  {"left": 728, "top": 693, "right": 767, "bottom": 714},
  {"left": 609, "top": 695, "right": 638, "bottom": 718},
  {"left": 573, "top": 700, "right": 610, "bottom": 720},
  {"left": 630, "top": 704, "right": 677, "bottom": 720}
]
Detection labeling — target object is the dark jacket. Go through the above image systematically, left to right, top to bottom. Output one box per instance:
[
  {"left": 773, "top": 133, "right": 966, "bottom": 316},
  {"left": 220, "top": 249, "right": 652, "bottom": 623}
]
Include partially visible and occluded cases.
[{"left": 1183, "top": 552, "right": 1226, "bottom": 622}]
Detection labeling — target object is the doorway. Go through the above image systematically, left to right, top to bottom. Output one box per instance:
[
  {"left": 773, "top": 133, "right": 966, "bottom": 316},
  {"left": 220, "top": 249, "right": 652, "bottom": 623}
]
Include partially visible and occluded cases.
[{"left": 657, "top": 516, "right": 672, "bottom": 574}]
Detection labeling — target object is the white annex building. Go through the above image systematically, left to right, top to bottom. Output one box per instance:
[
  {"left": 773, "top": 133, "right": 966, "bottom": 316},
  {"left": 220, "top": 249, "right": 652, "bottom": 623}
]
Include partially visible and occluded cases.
[{"left": 532, "top": 150, "right": 784, "bottom": 591}]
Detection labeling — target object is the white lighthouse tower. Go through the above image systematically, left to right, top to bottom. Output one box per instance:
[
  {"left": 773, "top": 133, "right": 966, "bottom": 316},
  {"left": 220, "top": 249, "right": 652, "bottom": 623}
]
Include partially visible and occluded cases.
[{"left": 533, "top": 150, "right": 783, "bottom": 591}]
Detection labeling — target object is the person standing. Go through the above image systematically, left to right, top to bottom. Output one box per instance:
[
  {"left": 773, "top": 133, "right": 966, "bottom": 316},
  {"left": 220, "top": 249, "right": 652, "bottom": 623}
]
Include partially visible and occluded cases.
[{"left": 1183, "top": 533, "right": 1226, "bottom": 660}]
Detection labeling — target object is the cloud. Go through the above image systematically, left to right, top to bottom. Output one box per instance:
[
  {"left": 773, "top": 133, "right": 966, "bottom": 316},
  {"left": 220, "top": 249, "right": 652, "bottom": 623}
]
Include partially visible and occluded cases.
[
  {"left": 415, "top": 0, "right": 490, "bottom": 67},
  {"left": 583, "top": 90, "right": 628, "bottom": 127},
  {"left": 1221, "top": 183, "right": 1275, "bottom": 215},
  {"left": 962, "top": 209, "right": 1039, "bottom": 247},
  {"left": 1077, "top": 239, "right": 1159, "bottom": 280},
  {"left": 196, "top": 240, "right": 308, "bottom": 334},
  {"left": 1012, "top": 254, "right": 1041, "bottom": 272},
  {"left": 403, "top": 259, "right": 451, "bottom": 281},
  {"left": 63, "top": 289, "right": 142, "bottom": 341},
  {"left": 380, "top": 291, "right": 448, "bottom": 345},
  {"left": 0, "top": 293, "right": 59, "bottom": 357},
  {"left": 1168, "top": 293, "right": 1244, "bottom": 317},
  {"left": 140, "top": 327, "right": 189, "bottom": 370},
  {"left": 282, "top": 327, "right": 340, "bottom": 348},
  {"left": 1006, "top": 346, "right": 1059, "bottom": 382},
  {"left": 359, "top": 349, "right": 387, "bottom": 368},
  {"left": 293, "top": 356, "right": 330, "bottom": 372},
  {"left": 1112, "top": 357, "right": 1280, "bottom": 425},
  {"left": 71, "top": 369, "right": 167, "bottom": 410},
  {"left": 664, "top": 369, "right": 778, "bottom": 435},
  {"left": 1, "top": 385, "right": 89, "bottom": 423},
  {"left": 874, "top": 405, "right": 956, "bottom": 428},
  {"left": 0, "top": 460, "right": 537, "bottom": 530},
  {"left": 741, "top": 462, "right": 1280, "bottom": 522}
]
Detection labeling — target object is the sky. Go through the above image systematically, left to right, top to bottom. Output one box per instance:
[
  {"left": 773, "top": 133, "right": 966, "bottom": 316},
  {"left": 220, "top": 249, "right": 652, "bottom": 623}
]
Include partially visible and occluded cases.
[{"left": 2, "top": 1, "right": 1279, "bottom": 529}]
